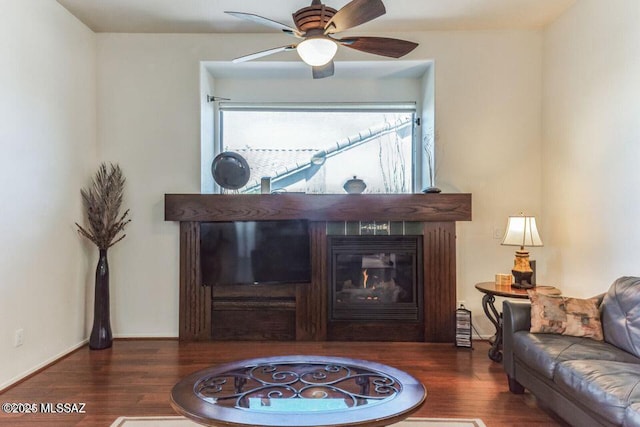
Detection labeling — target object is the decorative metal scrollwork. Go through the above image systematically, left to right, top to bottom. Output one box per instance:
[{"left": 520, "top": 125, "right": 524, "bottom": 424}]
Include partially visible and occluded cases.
[{"left": 195, "top": 362, "right": 401, "bottom": 412}]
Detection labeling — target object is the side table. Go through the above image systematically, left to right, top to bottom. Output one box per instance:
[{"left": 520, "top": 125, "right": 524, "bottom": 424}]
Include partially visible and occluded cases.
[{"left": 474, "top": 282, "right": 560, "bottom": 362}]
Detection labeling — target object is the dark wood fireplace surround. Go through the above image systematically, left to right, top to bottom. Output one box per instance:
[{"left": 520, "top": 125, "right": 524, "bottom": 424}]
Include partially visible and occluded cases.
[{"left": 164, "top": 193, "right": 472, "bottom": 343}]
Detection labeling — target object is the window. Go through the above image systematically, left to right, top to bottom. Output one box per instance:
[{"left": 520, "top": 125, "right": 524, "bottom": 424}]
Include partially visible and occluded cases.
[{"left": 218, "top": 103, "right": 417, "bottom": 194}]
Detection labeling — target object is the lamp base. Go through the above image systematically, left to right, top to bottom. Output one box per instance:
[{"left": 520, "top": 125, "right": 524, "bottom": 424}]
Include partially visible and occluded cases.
[{"left": 511, "top": 270, "right": 535, "bottom": 290}]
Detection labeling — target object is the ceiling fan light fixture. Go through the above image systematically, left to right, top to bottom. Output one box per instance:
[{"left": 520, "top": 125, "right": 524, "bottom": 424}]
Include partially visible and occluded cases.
[{"left": 297, "top": 37, "right": 338, "bottom": 66}]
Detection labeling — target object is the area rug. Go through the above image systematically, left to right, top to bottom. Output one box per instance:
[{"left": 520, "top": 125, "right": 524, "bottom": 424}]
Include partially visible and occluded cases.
[{"left": 111, "top": 416, "right": 487, "bottom": 427}]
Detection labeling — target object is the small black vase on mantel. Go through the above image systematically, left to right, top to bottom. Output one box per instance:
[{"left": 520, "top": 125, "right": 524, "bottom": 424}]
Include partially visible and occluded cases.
[{"left": 76, "top": 163, "right": 131, "bottom": 351}]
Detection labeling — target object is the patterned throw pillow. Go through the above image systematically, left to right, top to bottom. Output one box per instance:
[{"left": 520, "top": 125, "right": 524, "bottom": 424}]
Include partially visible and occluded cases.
[{"left": 528, "top": 291, "right": 603, "bottom": 341}]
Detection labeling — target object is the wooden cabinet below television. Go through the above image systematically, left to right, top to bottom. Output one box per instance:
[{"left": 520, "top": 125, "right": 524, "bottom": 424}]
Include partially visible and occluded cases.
[{"left": 211, "top": 283, "right": 299, "bottom": 341}]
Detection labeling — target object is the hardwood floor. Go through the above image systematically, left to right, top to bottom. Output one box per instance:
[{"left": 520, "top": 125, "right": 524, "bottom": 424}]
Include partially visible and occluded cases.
[{"left": 0, "top": 339, "right": 566, "bottom": 426}]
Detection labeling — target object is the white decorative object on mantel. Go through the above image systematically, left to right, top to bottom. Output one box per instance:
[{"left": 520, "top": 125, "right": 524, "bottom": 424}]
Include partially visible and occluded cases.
[{"left": 343, "top": 176, "right": 367, "bottom": 194}]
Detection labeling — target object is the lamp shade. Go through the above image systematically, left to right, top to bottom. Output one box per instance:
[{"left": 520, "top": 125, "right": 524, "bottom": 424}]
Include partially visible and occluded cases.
[
  {"left": 297, "top": 37, "right": 338, "bottom": 66},
  {"left": 501, "top": 215, "right": 543, "bottom": 248}
]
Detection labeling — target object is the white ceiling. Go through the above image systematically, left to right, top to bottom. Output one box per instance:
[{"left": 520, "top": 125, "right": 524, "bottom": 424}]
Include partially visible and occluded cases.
[{"left": 56, "top": 0, "right": 576, "bottom": 34}]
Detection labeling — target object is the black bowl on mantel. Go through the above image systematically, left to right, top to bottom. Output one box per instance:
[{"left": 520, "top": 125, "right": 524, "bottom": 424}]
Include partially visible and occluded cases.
[{"left": 422, "top": 186, "right": 442, "bottom": 193}]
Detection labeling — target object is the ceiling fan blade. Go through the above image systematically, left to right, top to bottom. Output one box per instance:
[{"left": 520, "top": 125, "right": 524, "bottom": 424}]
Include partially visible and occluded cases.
[
  {"left": 324, "top": 0, "right": 385, "bottom": 34},
  {"left": 225, "top": 11, "right": 302, "bottom": 37},
  {"left": 337, "top": 36, "right": 418, "bottom": 58},
  {"left": 232, "top": 45, "right": 297, "bottom": 63},
  {"left": 312, "top": 61, "right": 335, "bottom": 79}
]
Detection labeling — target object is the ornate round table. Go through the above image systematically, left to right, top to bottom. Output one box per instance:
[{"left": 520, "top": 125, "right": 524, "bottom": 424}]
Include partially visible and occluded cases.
[
  {"left": 475, "top": 282, "right": 560, "bottom": 362},
  {"left": 170, "top": 355, "right": 426, "bottom": 427}
]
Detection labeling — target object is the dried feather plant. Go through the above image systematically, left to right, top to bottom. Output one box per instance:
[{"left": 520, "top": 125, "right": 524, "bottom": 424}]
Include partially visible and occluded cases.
[{"left": 76, "top": 163, "right": 131, "bottom": 250}]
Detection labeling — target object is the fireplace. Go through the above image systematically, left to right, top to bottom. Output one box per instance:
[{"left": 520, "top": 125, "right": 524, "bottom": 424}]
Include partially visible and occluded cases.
[{"left": 329, "top": 236, "right": 422, "bottom": 322}]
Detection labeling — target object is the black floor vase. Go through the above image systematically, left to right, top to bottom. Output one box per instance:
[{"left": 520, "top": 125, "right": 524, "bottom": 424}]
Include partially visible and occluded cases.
[{"left": 89, "top": 249, "right": 112, "bottom": 350}]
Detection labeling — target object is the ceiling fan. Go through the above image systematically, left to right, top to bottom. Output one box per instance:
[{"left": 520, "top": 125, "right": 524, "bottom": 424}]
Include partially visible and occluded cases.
[{"left": 226, "top": 0, "right": 419, "bottom": 79}]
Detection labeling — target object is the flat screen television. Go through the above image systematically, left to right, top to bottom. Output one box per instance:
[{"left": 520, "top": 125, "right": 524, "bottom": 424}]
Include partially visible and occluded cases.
[{"left": 200, "top": 220, "right": 311, "bottom": 286}]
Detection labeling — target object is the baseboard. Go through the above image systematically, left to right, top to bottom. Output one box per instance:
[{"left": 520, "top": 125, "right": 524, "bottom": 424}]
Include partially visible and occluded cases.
[
  {"left": 113, "top": 333, "right": 178, "bottom": 339},
  {"left": 476, "top": 334, "right": 492, "bottom": 340},
  {"left": 114, "top": 336, "right": 178, "bottom": 341},
  {"left": 0, "top": 339, "right": 88, "bottom": 392}
]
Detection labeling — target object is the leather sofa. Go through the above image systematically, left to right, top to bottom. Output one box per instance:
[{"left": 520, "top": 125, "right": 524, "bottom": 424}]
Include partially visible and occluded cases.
[{"left": 503, "top": 276, "right": 640, "bottom": 427}]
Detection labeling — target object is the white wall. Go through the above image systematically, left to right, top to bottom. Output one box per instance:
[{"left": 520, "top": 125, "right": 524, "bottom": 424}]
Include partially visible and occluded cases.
[
  {"left": 0, "top": 0, "right": 96, "bottom": 389},
  {"left": 542, "top": 0, "right": 640, "bottom": 296},
  {"left": 96, "top": 30, "right": 542, "bottom": 338},
  {"left": 426, "top": 32, "right": 543, "bottom": 327},
  {"left": 200, "top": 68, "right": 216, "bottom": 193}
]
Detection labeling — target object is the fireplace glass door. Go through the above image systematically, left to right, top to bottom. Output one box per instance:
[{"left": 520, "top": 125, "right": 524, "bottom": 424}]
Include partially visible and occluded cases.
[{"left": 328, "top": 236, "right": 422, "bottom": 321}]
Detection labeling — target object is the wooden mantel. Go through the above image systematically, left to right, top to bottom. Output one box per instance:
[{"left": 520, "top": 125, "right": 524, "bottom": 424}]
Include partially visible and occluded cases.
[
  {"left": 164, "top": 193, "right": 472, "bottom": 343},
  {"left": 165, "top": 193, "right": 471, "bottom": 222}
]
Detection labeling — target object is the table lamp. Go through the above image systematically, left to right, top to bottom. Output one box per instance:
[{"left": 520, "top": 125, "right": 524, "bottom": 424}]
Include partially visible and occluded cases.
[{"left": 501, "top": 213, "right": 543, "bottom": 289}]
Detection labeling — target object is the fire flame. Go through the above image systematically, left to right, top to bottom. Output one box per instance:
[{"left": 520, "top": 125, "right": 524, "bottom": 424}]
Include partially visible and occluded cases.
[{"left": 363, "top": 269, "right": 369, "bottom": 288}]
